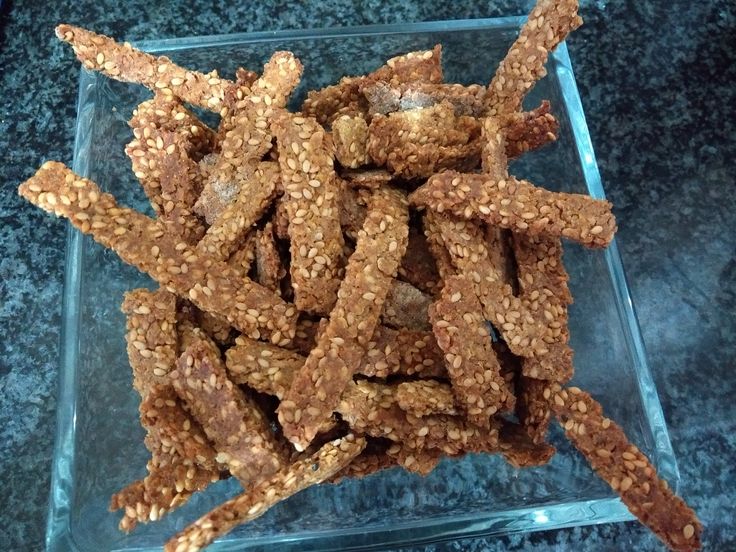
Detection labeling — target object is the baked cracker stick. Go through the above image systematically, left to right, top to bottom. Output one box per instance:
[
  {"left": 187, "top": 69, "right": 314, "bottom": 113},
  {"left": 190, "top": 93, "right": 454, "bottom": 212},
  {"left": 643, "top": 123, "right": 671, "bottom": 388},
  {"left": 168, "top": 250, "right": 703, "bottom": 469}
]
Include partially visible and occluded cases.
[
  {"left": 487, "top": 0, "right": 583, "bottom": 117},
  {"left": 55, "top": 24, "right": 234, "bottom": 111},
  {"left": 302, "top": 45, "right": 442, "bottom": 125},
  {"left": 194, "top": 52, "right": 303, "bottom": 223},
  {"left": 363, "top": 81, "right": 488, "bottom": 117},
  {"left": 127, "top": 95, "right": 214, "bottom": 233},
  {"left": 504, "top": 100, "right": 560, "bottom": 159},
  {"left": 367, "top": 101, "right": 480, "bottom": 179},
  {"left": 273, "top": 112, "right": 346, "bottom": 315},
  {"left": 332, "top": 115, "right": 370, "bottom": 168},
  {"left": 196, "top": 161, "right": 279, "bottom": 262},
  {"left": 18, "top": 162, "right": 298, "bottom": 343},
  {"left": 340, "top": 168, "right": 393, "bottom": 191},
  {"left": 410, "top": 170, "right": 617, "bottom": 249},
  {"left": 338, "top": 183, "right": 367, "bottom": 241},
  {"left": 277, "top": 187, "right": 409, "bottom": 450},
  {"left": 426, "top": 210, "right": 550, "bottom": 358},
  {"left": 421, "top": 211, "right": 456, "bottom": 283},
  {"left": 255, "top": 221, "right": 286, "bottom": 294},
  {"left": 398, "top": 223, "right": 442, "bottom": 295},
  {"left": 227, "top": 232, "right": 257, "bottom": 273},
  {"left": 512, "top": 232, "right": 574, "bottom": 382},
  {"left": 429, "top": 275, "right": 515, "bottom": 427},
  {"left": 381, "top": 279, "right": 432, "bottom": 331},
  {"left": 121, "top": 288, "right": 177, "bottom": 396},
  {"left": 197, "top": 311, "right": 233, "bottom": 345},
  {"left": 361, "top": 325, "right": 447, "bottom": 379},
  {"left": 226, "top": 329, "right": 445, "bottom": 394},
  {"left": 171, "top": 339, "right": 287, "bottom": 486},
  {"left": 518, "top": 375, "right": 554, "bottom": 445},
  {"left": 338, "top": 380, "right": 501, "bottom": 456},
  {"left": 396, "top": 380, "right": 458, "bottom": 417},
  {"left": 548, "top": 384, "right": 702, "bottom": 552},
  {"left": 139, "top": 385, "right": 220, "bottom": 472},
  {"left": 499, "top": 423, "right": 556, "bottom": 468},
  {"left": 164, "top": 434, "right": 366, "bottom": 552},
  {"left": 386, "top": 441, "right": 444, "bottom": 475},
  {"left": 328, "top": 447, "right": 397, "bottom": 483},
  {"left": 110, "top": 460, "right": 219, "bottom": 532}
]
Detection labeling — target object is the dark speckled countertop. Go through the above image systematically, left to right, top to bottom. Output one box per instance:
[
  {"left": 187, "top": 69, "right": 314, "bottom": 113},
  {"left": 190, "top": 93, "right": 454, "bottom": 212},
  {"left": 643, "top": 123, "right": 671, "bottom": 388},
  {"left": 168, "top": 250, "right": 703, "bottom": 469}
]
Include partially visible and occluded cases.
[{"left": 1, "top": 1, "right": 734, "bottom": 551}]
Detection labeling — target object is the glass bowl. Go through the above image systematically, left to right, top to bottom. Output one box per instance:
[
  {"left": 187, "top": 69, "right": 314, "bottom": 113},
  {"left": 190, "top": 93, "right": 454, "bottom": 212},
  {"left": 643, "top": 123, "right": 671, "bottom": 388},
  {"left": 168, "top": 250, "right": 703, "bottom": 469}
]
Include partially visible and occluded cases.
[{"left": 46, "top": 17, "right": 678, "bottom": 552}]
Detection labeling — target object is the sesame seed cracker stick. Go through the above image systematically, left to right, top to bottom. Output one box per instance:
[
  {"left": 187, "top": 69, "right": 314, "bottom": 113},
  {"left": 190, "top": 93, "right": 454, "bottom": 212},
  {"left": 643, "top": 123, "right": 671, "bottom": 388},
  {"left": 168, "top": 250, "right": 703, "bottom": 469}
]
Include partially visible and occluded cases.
[
  {"left": 487, "top": 0, "right": 583, "bottom": 117},
  {"left": 55, "top": 24, "right": 234, "bottom": 111},
  {"left": 302, "top": 45, "right": 443, "bottom": 125},
  {"left": 194, "top": 52, "right": 302, "bottom": 224},
  {"left": 363, "top": 82, "right": 488, "bottom": 117},
  {"left": 504, "top": 100, "right": 560, "bottom": 159},
  {"left": 367, "top": 101, "right": 480, "bottom": 179},
  {"left": 272, "top": 112, "right": 346, "bottom": 315},
  {"left": 332, "top": 114, "right": 370, "bottom": 169},
  {"left": 195, "top": 161, "right": 279, "bottom": 263},
  {"left": 18, "top": 162, "right": 298, "bottom": 343},
  {"left": 340, "top": 168, "right": 393, "bottom": 191},
  {"left": 410, "top": 171, "right": 617, "bottom": 248},
  {"left": 277, "top": 187, "right": 409, "bottom": 449},
  {"left": 254, "top": 221, "right": 286, "bottom": 294},
  {"left": 397, "top": 223, "right": 442, "bottom": 295},
  {"left": 512, "top": 232, "right": 574, "bottom": 382},
  {"left": 429, "top": 275, "right": 515, "bottom": 427},
  {"left": 121, "top": 288, "right": 178, "bottom": 395},
  {"left": 360, "top": 325, "right": 447, "bottom": 379},
  {"left": 171, "top": 339, "right": 288, "bottom": 486},
  {"left": 517, "top": 376, "right": 554, "bottom": 445},
  {"left": 338, "top": 380, "right": 501, "bottom": 456},
  {"left": 396, "top": 380, "right": 459, "bottom": 417},
  {"left": 549, "top": 385, "right": 702, "bottom": 552},
  {"left": 163, "top": 435, "right": 366, "bottom": 552},
  {"left": 385, "top": 441, "right": 444, "bottom": 475},
  {"left": 328, "top": 446, "right": 397, "bottom": 483},
  {"left": 110, "top": 460, "right": 220, "bottom": 532}
]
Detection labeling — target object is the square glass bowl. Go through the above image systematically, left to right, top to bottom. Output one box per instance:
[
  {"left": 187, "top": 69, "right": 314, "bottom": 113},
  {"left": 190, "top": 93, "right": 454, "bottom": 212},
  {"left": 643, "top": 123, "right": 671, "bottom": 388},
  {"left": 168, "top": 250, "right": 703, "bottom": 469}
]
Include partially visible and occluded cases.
[{"left": 47, "top": 17, "right": 679, "bottom": 552}]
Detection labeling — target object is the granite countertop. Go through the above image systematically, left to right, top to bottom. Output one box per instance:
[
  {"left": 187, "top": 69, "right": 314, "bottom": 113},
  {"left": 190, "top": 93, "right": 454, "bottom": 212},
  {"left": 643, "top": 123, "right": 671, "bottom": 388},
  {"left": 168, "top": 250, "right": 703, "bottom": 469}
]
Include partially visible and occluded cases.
[{"left": 1, "top": 1, "right": 734, "bottom": 550}]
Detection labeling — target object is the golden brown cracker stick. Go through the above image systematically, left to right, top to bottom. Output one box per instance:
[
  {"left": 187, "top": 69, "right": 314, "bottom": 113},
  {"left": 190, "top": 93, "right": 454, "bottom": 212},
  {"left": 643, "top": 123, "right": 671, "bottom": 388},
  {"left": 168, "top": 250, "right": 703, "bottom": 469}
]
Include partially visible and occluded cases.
[
  {"left": 487, "top": 0, "right": 583, "bottom": 116},
  {"left": 56, "top": 24, "right": 234, "bottom": 111},
  {"left": 302, "top": 45, "right": 443, "bottom": 125},
  {"left": 194, "top": 52, "right": 302, "bottom": 224},
  {"left": 363, "top": 81, "right": 487, "bottom": 117},
  {"left": 504, "top": 100, "right": 559, "bottom": 158},
  {"left": 127, "top": 101, "right": 208, "bottom": 244},
  {"left": 367, "top": 101, "right": 480, "bottom": 179},
  {"left": 273, "top": 112, "right": 346, "bottom": 315},
  {"left": 332, "top": 115, "right": 370, "bottom": 168},
  {"left": 480, "top": 115, "right": 510, "bottom": 178},
  {"left": 19, "top": 162, "right": 298, "bottom": 343},
  {"left": 196, "top": 162, "right": 279, "bottom": 262},
  {"left": 340, "top": 168, "right": 393, "bottom": 190},
  {"left": 410, "top": 170, "right": 617, "bottom": 248},
  {"left": 338, "top": 183, "right": 367, "bottom": 241},
  {"left": 277, "top": 187, "right": 409, "bottom": 450},
  {"left": 273, "top": 196, "right": 291, "bottom": 240},
  {"left": 421, "top": 210, "right": 456, "bottom": 283},
  {"left": 255, "top": 221, "right": 286, "bottom": 294},
  {"left": 398, "top": 223, "right": 442, "bottom": 295},
  {"left": 512, "top": 232, "right": 574, "bottom": 382},
  {"left": 429, "top": 275, "right": 515, "bottom": 427},
  {"left": 381, "top": 279, "right": 432, "bottom": 331},
  {"left": 121, "top": 288, "right": 178, "bottom": 396},
  {"left": 196, "top": 311, "right": 233, "bottom": 345},
  {"left": 361, "top": 325, "right": 447, "bottom": 379},
  {"left": 171, "top": 339, "right": 287, "bottom": 486},
  {"left": 517, "top": 376, "right": 553, "bottom": 445},
  {"left": 338, "top": 380, "right": 500, "bottom": 456},
  {"left": 396, "top": 380, "right": 458, "bottom": 417},
  {"left": 139, "top": 385, "right": 220, "bottom": 472},
  {"left": 549, "top": 385, "right": 702, "bottom": 552},
  {"left": 499, "top": 423, "right": 556, "bottom": 468},
  {"left": 163, "top": 435, "right": 366, "bottom": 552},
  {"left": 386, "top": 441, "right": 444, "bottom": 475},
  {"left": 328, "top": 447, "right": 397, "bottom": 483},
  {"left": 110, "top": 460, "right": 219, "bottom": 532}
]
